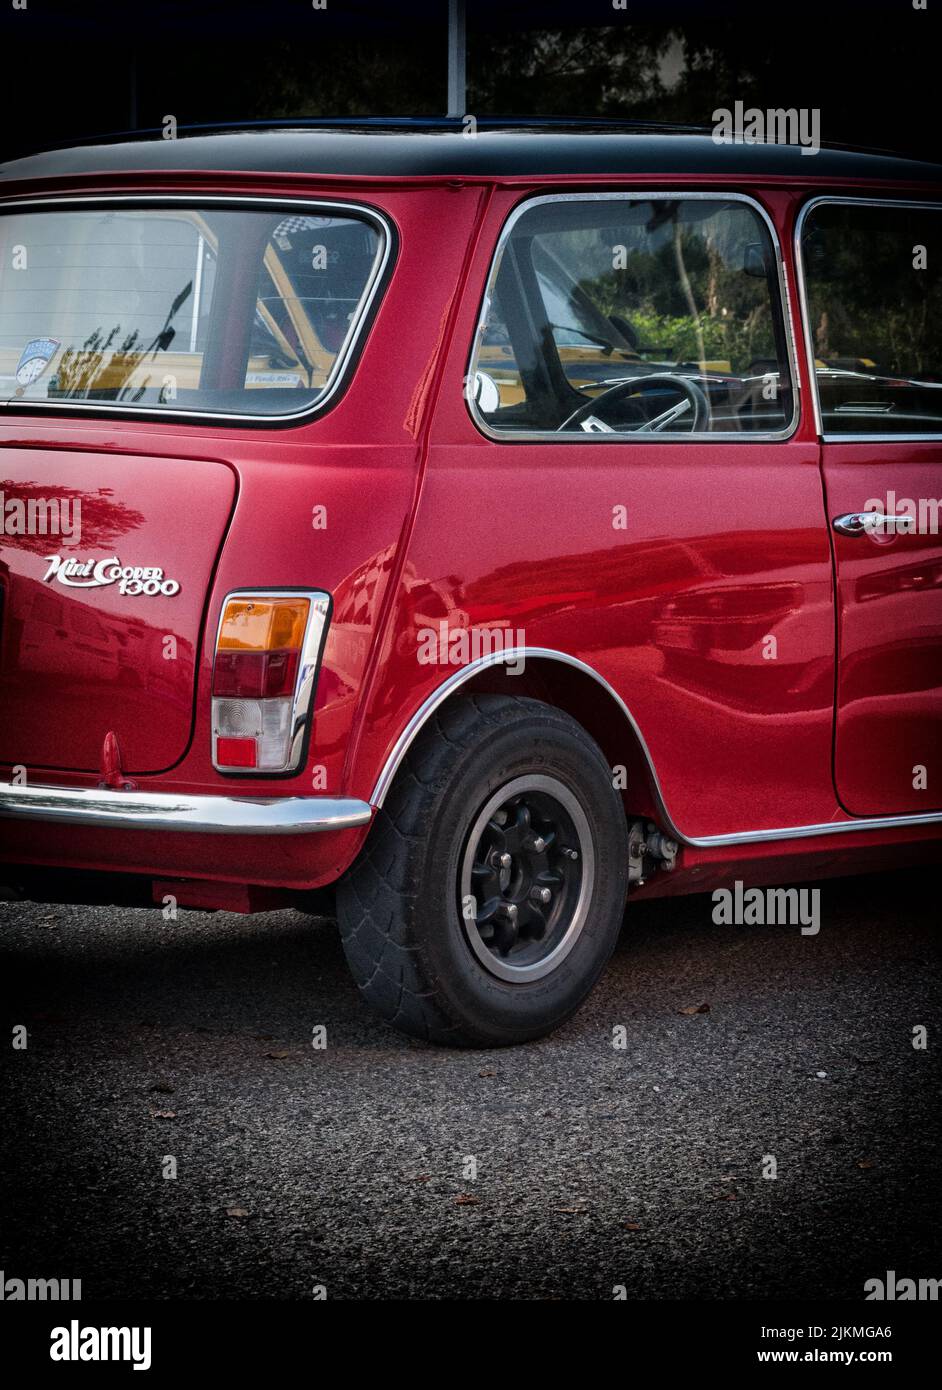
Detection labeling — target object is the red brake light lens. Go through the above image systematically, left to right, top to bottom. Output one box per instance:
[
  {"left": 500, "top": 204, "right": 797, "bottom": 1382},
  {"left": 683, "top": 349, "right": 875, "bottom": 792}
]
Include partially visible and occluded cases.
[{"left": 212, "top": 649, "right": 300, "bottom": 699}]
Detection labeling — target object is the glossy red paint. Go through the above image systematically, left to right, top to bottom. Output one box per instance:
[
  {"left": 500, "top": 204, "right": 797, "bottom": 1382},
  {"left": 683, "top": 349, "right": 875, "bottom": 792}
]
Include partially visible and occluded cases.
[
  {"left": 0, "top": 163, "right": 940, "bottom": 904},
  {"left": 821, "top": 440, "right": 942, "bottom": 816},
  {"left": 0, "top": 447, "right": 234, "bottom": 773}
]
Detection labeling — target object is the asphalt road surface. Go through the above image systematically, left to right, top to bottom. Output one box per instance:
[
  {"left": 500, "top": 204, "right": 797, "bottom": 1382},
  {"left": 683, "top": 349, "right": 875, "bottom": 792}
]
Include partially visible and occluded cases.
[{"left": 1, "top": 867, "right": 939, "bottom": 1301}]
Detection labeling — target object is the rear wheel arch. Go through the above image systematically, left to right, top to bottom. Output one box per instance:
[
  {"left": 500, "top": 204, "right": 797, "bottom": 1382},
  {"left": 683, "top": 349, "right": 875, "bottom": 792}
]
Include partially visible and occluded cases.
[{"left": 369, "top": 649, "right": 672, "bottom": 836}]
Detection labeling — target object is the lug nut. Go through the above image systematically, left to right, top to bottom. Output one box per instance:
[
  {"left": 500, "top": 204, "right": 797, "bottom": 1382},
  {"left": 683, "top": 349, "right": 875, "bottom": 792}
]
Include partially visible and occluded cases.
[
  {"left": 530, "top": 836, "right": 546, "bottom": 853},
  {"left": 499, "top": 852, "right": 512, "bottom": 870},
  {"left": 530, "top": 887, "right": 552, "bottom": 905}
]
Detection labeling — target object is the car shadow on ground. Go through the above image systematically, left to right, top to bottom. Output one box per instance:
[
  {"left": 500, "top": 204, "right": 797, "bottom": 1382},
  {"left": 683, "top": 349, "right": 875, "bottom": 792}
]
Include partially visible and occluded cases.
[{"left": 0, "top": 866, "right": 936, "bottom": 1053}]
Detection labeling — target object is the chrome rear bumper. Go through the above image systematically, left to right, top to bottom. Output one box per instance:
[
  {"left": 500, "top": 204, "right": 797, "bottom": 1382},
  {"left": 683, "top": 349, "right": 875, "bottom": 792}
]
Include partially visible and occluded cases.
[{"left": 0, "top": 781, "right": 372, "bottom": 835}]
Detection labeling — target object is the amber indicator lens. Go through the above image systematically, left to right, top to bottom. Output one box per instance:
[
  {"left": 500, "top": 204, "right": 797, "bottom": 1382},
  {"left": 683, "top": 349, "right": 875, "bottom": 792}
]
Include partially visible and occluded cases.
[
  {"left": 217, "top": 598, "right": 310, "bottom": 652},
  {"left": 213, "top": 599, "right": 310, "bottom": 698}
]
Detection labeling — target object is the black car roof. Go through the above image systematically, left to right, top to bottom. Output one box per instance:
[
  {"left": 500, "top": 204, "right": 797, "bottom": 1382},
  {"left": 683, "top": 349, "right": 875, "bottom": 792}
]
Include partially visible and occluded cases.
[{"left": 1, "top": 121, "right": 940, "bottom": 186}]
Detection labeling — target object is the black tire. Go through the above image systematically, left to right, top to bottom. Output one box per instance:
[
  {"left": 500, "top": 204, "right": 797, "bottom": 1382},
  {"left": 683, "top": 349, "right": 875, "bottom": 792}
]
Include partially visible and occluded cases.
[{"left": 336, "top": 694, "right": 628, "bottom": 1046}]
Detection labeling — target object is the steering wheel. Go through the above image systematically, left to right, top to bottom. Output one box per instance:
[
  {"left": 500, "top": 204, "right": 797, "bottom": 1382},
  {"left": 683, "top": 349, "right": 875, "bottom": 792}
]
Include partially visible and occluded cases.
[{"left": 558, "top": 373, "right": 711, "bottom": 433}]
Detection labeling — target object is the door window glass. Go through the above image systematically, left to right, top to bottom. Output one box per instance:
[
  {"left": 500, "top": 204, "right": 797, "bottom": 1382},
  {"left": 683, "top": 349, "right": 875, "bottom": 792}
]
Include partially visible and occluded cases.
[
  {"left": 469, "top": 195, "right": 794, "bottom": 436},
  {"left": 800, "top": 201, "right": 942, "bottom": 435}
]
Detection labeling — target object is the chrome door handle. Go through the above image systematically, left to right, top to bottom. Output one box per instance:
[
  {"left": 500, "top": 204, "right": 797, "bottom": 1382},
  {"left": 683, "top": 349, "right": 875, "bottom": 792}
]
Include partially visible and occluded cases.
[{"left": 832, "top": 512, "right": 916, "bottom": 537}]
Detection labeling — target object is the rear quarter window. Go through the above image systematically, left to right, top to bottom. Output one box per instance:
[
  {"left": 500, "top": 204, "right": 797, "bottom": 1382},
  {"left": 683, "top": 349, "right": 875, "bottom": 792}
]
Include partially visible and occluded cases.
[{"left": 0, "top": 200, "right": 390, "bottom": 422}]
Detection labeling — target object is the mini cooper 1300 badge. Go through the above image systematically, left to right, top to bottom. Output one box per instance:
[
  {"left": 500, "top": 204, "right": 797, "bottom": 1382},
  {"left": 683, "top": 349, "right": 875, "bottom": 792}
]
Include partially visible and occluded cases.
[{"left": 42, "top": 555, "right": 181, "bottom": 596}]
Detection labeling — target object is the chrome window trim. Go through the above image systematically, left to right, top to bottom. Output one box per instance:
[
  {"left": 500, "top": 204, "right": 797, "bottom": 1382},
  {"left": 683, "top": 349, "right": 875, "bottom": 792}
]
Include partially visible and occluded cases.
[
  {"left": 466, "top": 190, "right": 802, "bottom": 444},
  {"left": 0, "top": 192, "right": 394, "bottom": 426},
  {"left": 794, "top": 194, "right": 942, "bottom": 443},
  {"left": 819, "top": 435, "right": 942, "bottom": 444},
  {"left": 211, "top": 588, "right": 331, "bottom": 776},
  {"left": 368, "top": 648, "right": 942, "bottom": 848},
  {"left": 0, "top": 782, "right": 372, "bottom": 834}
]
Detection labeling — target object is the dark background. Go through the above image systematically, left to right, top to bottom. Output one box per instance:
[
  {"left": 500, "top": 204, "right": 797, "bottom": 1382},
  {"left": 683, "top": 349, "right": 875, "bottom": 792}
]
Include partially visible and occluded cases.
[
  {"left": 0, "top": 0, "right": 938, "bottom": 161},
  {"left": 0, "top": 0, "right": 940, "bottom": 1316}
]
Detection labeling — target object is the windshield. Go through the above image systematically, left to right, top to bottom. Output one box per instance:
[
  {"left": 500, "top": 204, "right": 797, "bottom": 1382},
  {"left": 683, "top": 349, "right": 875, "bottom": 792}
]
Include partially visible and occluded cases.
[
  {"left": 0, "top": 202, "right": 388, "bottom": 420},
  {"left": 533, "top": 242, "right": 635, "bottom": 354}
]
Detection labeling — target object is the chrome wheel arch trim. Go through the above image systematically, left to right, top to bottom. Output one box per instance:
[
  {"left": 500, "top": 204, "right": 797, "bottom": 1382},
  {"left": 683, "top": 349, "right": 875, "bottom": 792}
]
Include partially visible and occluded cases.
[
  {"left": 369, "top": 646, "right": 680, "bottom": 830},
  {"left": 368, "top": 647, "right": 942, "bottom": 848}
]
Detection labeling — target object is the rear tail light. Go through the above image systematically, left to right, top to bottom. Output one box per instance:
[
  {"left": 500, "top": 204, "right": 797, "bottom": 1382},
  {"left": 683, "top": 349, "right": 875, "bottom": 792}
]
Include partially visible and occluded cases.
[{"left": 211, "top": 591, "right": 330, "bottom": 774}]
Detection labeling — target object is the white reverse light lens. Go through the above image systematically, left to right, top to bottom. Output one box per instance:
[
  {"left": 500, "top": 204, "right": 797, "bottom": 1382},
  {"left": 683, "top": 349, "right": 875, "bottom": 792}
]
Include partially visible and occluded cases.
[{"left": 212, "top": 697, "right": 294, "bottom": 770}]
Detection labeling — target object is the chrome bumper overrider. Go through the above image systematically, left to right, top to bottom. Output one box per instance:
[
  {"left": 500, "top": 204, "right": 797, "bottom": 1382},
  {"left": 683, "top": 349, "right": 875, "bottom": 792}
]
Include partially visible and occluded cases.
[{"left": 0, "top": 782, "right": 373, "bottom": 835}]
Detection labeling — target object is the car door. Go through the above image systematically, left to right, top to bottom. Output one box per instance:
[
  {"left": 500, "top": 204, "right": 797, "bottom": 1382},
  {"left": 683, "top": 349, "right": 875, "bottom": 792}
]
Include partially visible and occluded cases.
[
  {"left": 420, "top": 188, "right": 838, "bottom": 842},
  {"left": 798, "top": 197, "right": 942, "bottom": 816}
]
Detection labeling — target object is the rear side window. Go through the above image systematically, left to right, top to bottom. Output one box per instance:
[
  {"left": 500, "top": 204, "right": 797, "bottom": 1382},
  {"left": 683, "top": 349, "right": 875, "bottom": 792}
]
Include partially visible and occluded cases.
[
  {"left": 469, "top": 194, "right": 795, "bottom": 437},
  {"left": 800, "top": 200, "right": 942, "bottom": 436},
  {"left": 0, "top": 201, "right": 389, "bottom": 421}
]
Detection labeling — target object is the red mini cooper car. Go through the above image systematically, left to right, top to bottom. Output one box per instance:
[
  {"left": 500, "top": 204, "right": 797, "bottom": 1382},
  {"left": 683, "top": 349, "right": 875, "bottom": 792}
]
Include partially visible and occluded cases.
[{"left": 0, "top": 120, "right": 939, "bottom": 1045}]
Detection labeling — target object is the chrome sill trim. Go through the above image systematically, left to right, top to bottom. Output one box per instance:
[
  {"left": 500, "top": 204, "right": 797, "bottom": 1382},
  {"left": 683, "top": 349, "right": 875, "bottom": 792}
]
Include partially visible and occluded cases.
[
  {"left": 368, "top": 647, "right": 942, "bottom": 849},
  {"left": 0, "top": 782, "right": 372, "bottom": 835},
  {"left": 686, "top": 811, "right": 942, "bottom": 849}
]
